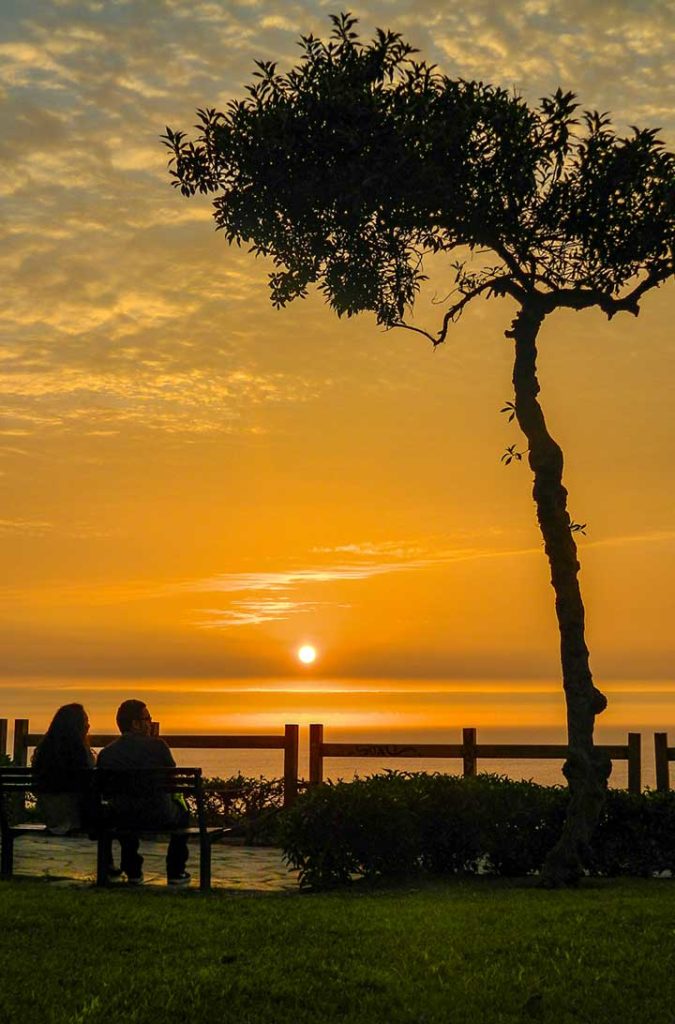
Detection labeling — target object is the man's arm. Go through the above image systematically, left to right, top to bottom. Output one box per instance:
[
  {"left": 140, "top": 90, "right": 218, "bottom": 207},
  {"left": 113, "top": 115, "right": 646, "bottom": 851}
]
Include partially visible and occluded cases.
[{"left": 157, "top": 738, "right": 176, "bottom": 768}]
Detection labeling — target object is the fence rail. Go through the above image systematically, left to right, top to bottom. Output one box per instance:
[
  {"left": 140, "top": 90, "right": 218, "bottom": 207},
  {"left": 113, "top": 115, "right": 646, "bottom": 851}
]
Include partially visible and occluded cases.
[
  {"left": 5, "top": 717, "right": 675, "bottom": 796},
  {"left": 8, "top": 719, "right": 300, "bottom": 808},
  {"left": 309, "top": 724, "right": 644, "bottom": 795},
  {"left": 654, "top": 732, "right": 675, "bottom": 793}
]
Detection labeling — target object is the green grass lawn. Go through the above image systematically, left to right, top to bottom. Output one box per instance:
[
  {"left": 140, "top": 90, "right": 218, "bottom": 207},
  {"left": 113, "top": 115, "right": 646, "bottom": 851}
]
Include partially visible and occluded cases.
[{"left": 0, "top": 878, "right": 673, "bottom": 1023}]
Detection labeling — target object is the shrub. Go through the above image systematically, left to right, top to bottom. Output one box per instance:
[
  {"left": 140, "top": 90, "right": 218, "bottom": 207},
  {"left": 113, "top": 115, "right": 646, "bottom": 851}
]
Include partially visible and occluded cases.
[
  {"left": 280, "top": 771, "right": 675, "bottom": 888},
  {"left": 279, "top": 772, "right": 427, "bottom": 887},
  {"left": 190, "top": 774, "right": 289, "bottom": 844},
  {"left": 476, "top": 775, "right": 568, "bottom": 876},
  {"left": 590, "top": 788, "right": 675, "bottom": 877}
]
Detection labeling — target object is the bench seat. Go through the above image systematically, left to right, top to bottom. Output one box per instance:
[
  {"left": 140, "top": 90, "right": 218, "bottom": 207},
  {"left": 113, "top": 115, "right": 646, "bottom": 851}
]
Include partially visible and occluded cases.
[
  {"left": 8, "top": 822, "right": 56, "bottom": 835},
  {"left": 10, "top": 823, "right": 229, "bottom": 839},
  {"left": 104, "top": 826, "right": 228, "bottom": 839}
]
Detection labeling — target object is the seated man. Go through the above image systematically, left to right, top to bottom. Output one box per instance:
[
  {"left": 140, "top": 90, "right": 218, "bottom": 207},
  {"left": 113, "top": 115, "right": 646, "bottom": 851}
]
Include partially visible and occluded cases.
[{"left": 98, "top": 699, "right": 190, "bottom": 887}]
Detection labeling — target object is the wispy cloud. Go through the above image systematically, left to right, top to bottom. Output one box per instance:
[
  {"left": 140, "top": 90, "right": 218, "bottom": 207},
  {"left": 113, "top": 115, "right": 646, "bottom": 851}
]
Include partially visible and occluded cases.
[
  {"left": 0, "top": 361, "right": 322, "bottom": 435},
  {"left": 0, "top": 518, "right": 52, "bottom": 535},
  {"left": 0, "top": 526, "right": 670, "bottom": 615},
  {"left": 181, "top": 526, "right": 675, "bottom": 625},
  {"left": 186, "top": 526, "right": 675, "bottom": 599},
  {"left": 585, "top": 529, "right": 675, "bottom": 551},
  {"left": 311, "top": 540, "right": 432, "bottom": 559},
  {"left": 182, "top": 560, "right": 432, "bottom": 595},
  {"left": 195, "top": 599, "right": 321, "bottom": 628}
]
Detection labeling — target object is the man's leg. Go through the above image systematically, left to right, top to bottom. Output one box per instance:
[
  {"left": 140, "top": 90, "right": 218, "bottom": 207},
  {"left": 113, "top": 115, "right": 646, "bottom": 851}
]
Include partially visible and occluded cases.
[
  {"left": 166, "top": 804, "right": 190, "bottom": 881},
  {"left": 166, "top": 833, "right": 189, "bottom": 880},
  {"left": 119, "top": 834, "right": 143, "bottom": 881},
  {"left": 100, "top": 835, "right": 122, "bottom": 878}
]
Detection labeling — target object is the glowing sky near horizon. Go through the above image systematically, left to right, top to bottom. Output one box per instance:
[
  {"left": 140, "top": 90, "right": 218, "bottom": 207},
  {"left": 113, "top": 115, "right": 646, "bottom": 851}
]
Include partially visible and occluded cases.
[{"left": 0, "top": 0, "right": 673, "bottom": 733}]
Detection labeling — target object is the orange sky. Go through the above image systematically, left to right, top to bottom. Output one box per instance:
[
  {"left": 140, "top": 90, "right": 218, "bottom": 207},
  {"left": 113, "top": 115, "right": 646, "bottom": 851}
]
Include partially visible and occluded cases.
[{"left": 0, "top": 1, "right": 673, "bottom": 735}]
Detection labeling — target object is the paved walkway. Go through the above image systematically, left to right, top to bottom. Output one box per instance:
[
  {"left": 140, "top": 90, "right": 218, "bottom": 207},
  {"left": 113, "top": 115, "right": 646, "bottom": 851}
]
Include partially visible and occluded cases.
[{"left": 10, "top": 835, "right": 300, "bottom": 892}]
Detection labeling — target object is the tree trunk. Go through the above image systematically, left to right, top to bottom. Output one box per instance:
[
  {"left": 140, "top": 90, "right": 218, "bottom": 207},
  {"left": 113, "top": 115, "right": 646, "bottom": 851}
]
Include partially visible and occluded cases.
[{"left": 510, "top": 301, "right": 611, "bottom": 887}]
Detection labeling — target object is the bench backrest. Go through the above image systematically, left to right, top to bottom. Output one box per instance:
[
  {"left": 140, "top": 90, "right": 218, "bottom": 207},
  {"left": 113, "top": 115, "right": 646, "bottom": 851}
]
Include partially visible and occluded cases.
[
  {"left": 0, "top": 766, "right": 205, "bottom": 833},
  {"left": 0, "top": 766, "right": 202, "bottom": 790},
  {"left": 0, "top": 767, "right": 36, "bottom": 790},
  {"left": 96, "top": 767, "right": 203, "bottom": 795}
]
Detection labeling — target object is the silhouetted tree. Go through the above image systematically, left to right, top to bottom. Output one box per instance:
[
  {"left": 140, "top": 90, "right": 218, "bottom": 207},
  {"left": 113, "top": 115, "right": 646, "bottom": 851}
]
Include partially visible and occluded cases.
[{"left": 163, "top": 13, "right": 675, "bottom": 885}]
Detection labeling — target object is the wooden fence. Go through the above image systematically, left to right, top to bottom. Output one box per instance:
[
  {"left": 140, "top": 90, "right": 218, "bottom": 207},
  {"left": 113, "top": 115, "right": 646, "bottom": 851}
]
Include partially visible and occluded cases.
[
  {"left": 4, "top": 717, "right": 675, "bottom": 795},
  {"left": 6, "top": 719, "right": 300, "bottom": 808},
  {"left": 308, "top": 724, "right": 644, "bottom": 795},
  {"left": 654, "top": 732, "right": 675, "bottom": 793}
]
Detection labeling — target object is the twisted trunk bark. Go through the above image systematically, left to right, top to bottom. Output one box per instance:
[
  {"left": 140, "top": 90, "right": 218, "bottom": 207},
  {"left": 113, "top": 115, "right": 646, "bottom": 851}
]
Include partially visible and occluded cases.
[{"left": 510, "top": 301, "right": 611, "bottom": 886}]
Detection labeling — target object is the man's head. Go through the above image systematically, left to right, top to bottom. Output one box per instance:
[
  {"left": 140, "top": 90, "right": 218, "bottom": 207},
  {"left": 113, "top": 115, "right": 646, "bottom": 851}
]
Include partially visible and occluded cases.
[{"left": 116, "top": 699, "right": 152, "bottom": 736}]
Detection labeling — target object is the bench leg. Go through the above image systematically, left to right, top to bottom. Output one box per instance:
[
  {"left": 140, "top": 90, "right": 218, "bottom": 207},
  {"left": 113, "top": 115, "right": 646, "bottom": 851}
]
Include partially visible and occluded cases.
[
  {"left": 0, "top": 834, "right": 14, "bottom": 880},
  {"left": 200, "top": 839, "right": 211, "bottom": 892}
]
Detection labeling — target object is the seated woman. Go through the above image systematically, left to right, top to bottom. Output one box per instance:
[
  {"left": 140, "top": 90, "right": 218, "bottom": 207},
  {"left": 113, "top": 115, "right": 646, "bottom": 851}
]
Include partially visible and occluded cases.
[
  {"left": 32, "top": 703, "right": 95, "bottom": 834},
  {"left": 32, "top": 703, "right": 120, "bottom": 877}
]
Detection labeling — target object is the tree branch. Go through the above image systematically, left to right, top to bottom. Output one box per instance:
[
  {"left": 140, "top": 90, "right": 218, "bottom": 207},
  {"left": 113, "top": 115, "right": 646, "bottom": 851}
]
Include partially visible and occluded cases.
[
  {"left": 491, "top": 240, "right": 533, "bottom": 291},
  {"left": 543, "top": 265, "right": 673, "bottom": 318},
  {"left": 393, "top": 275, "right": 526, "bottom": 346}
]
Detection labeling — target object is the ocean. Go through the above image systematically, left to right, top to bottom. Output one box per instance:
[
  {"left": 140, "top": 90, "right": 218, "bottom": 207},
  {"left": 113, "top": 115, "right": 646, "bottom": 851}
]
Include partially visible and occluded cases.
[{"left": 3, "top": 677, "right": 674, "bottom": 790}]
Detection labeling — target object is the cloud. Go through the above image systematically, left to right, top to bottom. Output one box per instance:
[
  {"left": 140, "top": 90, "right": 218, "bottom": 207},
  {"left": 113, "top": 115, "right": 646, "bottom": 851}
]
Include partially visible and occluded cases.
[
  {"left": 1, "top": 0, "right": 672, "bottom": 446},
  {"left": 399, "top": 0, "right": 675, "bottom": 136},
  {"left": 259, "top": 15, "right": 298, "bottom": 31},
  {"left": 0, "top": 341, "right": 324, "bottom": 436},
  {"left": 0, "top": 518, "right": 52, "bottom": 535},
  {"left": 1, "top": 524, "right": 670, "bottom": 615},
  {"left": 179, "top": 525, "right": 675, "bottom": 626},
  {"left": 185, "top": 525, "right": 675, "bottom": 603},
  {"left": 586, "top": 529, "right": 675, "bottom": 550},
  {"left": 311, "top": 540, "right": 431, "bottom": 558},
  {"left": 182, "top": 560, "right": 432, "bottom": 595},
  {"left": 195, "top": 599, "right": 320, "bottom": 627}
]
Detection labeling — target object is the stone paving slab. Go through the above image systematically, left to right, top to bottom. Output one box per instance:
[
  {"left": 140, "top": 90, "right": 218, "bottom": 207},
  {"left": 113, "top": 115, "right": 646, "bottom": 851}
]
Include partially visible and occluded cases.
[{"left": 9, "top": 835, "right": 300, "bottom": 892}]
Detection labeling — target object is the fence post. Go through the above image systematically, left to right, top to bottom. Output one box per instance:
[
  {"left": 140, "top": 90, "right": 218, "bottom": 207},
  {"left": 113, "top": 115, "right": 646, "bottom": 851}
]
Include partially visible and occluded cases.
[
  {"left": 0, "top": 719, "right": 7, "bottom": 760},
  {"left": 13, "top": 719, "right": 29, "bottom": 767},
  {"left": 309, "top": 723, "right": 324, "bottom": 785},
  {"left": 283, "top": 724, "right": 299, "bottom": 807},
  {"left": 462, "top": 727, "right": 477, "bottom": 778},
  {"left": 627, "top": 732, "right": 641, "bottom": 795},
  {"left": 654, "top": 732, "right": 670, "bottom": 794}
]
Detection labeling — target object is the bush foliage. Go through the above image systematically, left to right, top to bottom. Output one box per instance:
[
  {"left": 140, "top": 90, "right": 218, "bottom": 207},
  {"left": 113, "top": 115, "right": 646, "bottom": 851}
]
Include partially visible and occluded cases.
[
  {"left": 280, "top": 772, "right": 675, "bottom": 888},
  {"left": 190, "top": 774, "right": 289, "bottom": 844}
]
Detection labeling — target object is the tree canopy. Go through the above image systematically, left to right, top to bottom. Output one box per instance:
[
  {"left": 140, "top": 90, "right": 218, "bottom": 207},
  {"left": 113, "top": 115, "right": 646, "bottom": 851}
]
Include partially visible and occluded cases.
[{"left": 164, "top": 12, "right": 674, "bottom": 340}]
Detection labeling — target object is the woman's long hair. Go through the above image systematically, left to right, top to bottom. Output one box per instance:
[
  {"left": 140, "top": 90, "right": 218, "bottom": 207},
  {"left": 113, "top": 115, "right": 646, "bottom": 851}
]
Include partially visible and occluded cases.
[{"left": 32, "top": 703, "right": 92, "bottom": 788}]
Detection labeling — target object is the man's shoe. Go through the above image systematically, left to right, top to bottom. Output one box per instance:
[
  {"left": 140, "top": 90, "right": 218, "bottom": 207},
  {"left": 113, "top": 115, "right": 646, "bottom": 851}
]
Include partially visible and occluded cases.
[
  {"left": 107, "top": 866, "right": 123, "bottom": 881},
  {"left": 167, "top": 872, "right": 191, "bottom": 887},
  {"left": 126, "top": 873, "right": 144, "bottom": 885}
]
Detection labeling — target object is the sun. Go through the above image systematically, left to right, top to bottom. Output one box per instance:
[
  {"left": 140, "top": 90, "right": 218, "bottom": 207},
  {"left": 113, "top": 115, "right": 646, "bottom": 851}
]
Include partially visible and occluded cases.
[{"left": 297, "top": 644, "right": 317, "bottom": 665}]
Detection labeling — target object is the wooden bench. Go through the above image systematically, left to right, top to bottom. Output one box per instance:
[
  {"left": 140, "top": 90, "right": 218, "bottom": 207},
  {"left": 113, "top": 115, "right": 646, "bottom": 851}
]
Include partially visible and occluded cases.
[{"left": 0, "top": 765, "right": 229, "bottom": 891}]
